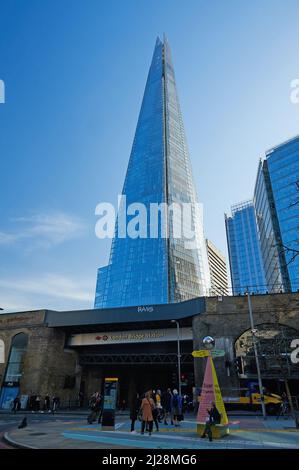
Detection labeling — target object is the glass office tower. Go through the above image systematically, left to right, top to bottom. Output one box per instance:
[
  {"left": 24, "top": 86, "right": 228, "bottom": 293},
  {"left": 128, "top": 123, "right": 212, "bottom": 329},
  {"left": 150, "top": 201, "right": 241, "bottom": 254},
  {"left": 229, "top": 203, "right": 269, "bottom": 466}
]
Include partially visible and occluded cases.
[
  {"left": 95, "top": 37, "right": 210, "bottom": 308},
  {"left": 254, "top": 136, "right": 299, "bottom": 292},
  {"left": 225, "top": 201, "right": 267, "bottom": 295}
]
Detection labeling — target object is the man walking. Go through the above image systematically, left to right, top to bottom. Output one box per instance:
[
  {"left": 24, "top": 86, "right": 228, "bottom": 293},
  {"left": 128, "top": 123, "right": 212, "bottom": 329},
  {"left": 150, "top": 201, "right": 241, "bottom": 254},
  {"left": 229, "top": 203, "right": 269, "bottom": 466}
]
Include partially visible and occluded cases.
[{"left": 171, "top": 389, "right": 183, "bottom": 427}]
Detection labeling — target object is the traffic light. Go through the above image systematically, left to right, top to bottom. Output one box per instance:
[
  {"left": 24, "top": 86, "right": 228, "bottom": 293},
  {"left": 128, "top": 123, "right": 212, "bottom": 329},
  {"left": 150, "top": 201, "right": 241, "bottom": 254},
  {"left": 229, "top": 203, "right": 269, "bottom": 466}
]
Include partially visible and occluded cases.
[{"left": 180, "top": 373, "right": 187, "bottom": 387}]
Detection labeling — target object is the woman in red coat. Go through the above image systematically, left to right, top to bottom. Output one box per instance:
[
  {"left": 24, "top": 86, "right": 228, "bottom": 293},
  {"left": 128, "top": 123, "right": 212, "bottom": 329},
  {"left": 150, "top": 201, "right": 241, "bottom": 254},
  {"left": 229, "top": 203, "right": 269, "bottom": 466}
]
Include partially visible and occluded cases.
[{"left": 140, "top": 391, "right": 155, "bottom": 435}]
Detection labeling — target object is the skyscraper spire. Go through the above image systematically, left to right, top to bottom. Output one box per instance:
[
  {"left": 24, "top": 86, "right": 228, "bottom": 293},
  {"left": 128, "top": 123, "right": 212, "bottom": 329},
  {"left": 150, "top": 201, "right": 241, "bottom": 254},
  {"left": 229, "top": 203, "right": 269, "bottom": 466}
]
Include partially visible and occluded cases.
[{"left": 95, "top": 37, "right": 210, "bottom": 308}]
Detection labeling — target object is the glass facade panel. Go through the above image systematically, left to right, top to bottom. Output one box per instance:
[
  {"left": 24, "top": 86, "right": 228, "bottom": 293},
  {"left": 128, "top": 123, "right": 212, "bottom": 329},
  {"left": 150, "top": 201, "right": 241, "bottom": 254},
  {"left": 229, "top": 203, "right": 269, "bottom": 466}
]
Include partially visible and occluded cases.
[
  {"left": 95, "top": 37, "right": 210, "bottom": 308},
  {"left": 266, "top": 137, "right": 299, "bottom": 291},
  {"left": 254, "top": 160, "right": 290, "bottom": 292},
  {"left": 225, "top": 201, "right": 266, "bottom": 295}
]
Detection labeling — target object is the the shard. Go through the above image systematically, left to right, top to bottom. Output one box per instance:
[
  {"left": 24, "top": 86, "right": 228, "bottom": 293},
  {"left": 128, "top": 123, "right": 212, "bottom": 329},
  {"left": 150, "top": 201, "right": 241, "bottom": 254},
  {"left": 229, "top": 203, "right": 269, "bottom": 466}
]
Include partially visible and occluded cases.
[{"left": 95, "top": 36, "right": 210, "bottom": 308}]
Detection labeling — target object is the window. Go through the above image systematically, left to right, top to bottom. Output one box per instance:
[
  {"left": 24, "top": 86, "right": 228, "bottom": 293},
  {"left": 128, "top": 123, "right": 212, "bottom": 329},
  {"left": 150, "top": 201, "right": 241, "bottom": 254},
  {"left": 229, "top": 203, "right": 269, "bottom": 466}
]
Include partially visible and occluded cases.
[{"left": 4, "top": 333, "right": 28, "bottom": 384}]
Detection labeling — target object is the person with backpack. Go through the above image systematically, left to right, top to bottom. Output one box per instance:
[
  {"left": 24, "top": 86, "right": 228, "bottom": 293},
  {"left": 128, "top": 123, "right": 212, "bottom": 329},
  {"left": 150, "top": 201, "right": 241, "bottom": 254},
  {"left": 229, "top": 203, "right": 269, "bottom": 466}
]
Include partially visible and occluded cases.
[{"left": 171, "top": 389, "right": 182, "bottom": 427}]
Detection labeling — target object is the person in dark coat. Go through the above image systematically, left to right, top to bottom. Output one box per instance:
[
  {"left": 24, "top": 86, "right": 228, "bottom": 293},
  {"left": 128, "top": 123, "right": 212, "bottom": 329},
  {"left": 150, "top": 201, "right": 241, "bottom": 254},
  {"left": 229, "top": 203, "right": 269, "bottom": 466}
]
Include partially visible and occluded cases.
[
  {"left": 161, "top": 388, "right": 172, "bottom": 425},
  {"left": 171, "top": 389, "right": 183, "bottom": 426},
  {"left": 130, "top": 392, "right": 141, "bottom": 433},
  {"left": 44, "top": 394, "right": 51, "bottom": 412},
  {"left": 12, "top": 396, "right": 20, "bottom": 414},
  {"left": 201, "top": 403, "right": 221, "bottom": 442}
]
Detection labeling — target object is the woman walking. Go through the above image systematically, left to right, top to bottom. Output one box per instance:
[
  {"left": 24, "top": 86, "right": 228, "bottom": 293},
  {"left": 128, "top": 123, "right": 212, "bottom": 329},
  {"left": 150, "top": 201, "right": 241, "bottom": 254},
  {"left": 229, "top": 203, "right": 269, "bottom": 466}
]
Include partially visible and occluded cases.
[{"left": 140, "top": 391, "right": 155, "bottom": 436}]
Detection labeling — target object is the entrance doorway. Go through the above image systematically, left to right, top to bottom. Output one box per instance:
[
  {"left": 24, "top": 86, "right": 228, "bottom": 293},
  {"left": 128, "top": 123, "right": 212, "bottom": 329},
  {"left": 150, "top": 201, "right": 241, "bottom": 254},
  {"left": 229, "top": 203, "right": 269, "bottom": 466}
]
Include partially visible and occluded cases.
[{"left": 82, "top": 363, "right": 194, "bottom": 408}]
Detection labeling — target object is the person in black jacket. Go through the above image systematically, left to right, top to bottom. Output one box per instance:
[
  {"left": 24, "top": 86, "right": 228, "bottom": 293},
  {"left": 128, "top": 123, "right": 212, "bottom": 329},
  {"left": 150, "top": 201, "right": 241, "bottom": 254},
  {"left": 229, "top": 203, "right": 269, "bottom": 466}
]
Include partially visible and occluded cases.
[
  {"left": 161, "top": 388, "right": 172, "bottom": 425},
  {"left": 130, "top": 392, "right": 141, "bottom": 433},
  {"left": 12, "top": 396, "right": 20, "bottom": 414},
  {"left": 201, "top": 403, "right": 221, "bottom": 442}
]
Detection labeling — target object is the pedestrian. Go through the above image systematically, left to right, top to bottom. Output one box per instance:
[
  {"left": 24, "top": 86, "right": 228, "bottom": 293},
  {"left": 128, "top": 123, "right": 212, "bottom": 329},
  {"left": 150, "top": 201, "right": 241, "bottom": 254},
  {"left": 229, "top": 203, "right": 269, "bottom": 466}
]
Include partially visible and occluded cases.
[
  {"left": 161, "top": 388, "right": 172, "bottom": 425},
  {"left": 171, "top": 389, "right": 183, "bottom": 427},
  {"left": 155, "top": 390, "right": 162, "bottom": 409},
  {"left": 78, "top": 391, "right": 84, "bottom": 408},
  {"left": 140, "top": 391, "right": 155, "bottom": 436},
  {"left": 87, "top": 392, "right": 98, "bottom": 423},
  {"left": 130, "top": 392, "right": 141, "bottom": 433},
  {"left": 276, "top": 392, "right": 289, "bottom": 420},
  {"left": 29, "top": 393, "right": 36, "bottom": 412},
  {"left": 97, "top": 393, "right": 104, "bottom": 424},
  {"left": 44, "top": 394, "right": 51, "bottom": 412},
  {"left": 52, "top": 394, "right": 60, "bottom": 414},
  {"left": 182, "top": 394, "right": 188, "bottom": 413},
  {"left": 35, "top": 395, "right": 41, "bottom": 412},
  {"left": 12, "top": 396, "right": 20, "bottom": 414},
  {"left": 201, "top": 402, "right": 221, "bottom": 442},
  {"left": 152, "top": 404, "right": 159, "bottom": 432}
]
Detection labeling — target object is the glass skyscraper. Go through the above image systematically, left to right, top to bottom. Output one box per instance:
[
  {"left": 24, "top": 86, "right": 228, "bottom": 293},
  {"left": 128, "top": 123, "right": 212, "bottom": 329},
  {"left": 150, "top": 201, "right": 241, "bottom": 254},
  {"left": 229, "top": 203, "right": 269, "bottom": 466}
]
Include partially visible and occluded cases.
[
  {"left": 94, "top": 37, "right": 210, "bottom": 308},
  {"left": 254, "top": 135, "right": 299, "bottom": 292},
  {"left": 225, "top": 200, "right": 267, "bottom": 295}
]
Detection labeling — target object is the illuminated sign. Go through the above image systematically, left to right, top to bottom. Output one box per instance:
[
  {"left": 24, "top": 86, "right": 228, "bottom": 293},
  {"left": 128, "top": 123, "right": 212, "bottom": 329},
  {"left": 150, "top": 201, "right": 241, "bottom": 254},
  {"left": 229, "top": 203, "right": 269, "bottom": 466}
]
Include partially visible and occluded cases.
[{"left": 68, "top": 327, "right": 193, "bottom": 346}]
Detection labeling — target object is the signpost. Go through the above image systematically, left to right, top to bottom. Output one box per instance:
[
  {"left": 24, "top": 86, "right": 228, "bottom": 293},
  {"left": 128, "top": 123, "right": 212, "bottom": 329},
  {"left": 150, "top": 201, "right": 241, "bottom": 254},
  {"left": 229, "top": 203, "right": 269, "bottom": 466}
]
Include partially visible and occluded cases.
[
  {"left": 194, "top": 338, "right": 229, "bottom": 439},
  {"left": 192, "top": 349, "right": 225, "bottom": 358},
  {"left": 192, "top": 350, "right": 210, "bottom": 358},
  {"left": 211, "top": 350, "right": 225, "bottom": 358},
  {"left": 197, "top": 356, "right": 228, "bottom": 426},
  {"left": 101, "top": 377, "right": 118, "bottom": 431}
]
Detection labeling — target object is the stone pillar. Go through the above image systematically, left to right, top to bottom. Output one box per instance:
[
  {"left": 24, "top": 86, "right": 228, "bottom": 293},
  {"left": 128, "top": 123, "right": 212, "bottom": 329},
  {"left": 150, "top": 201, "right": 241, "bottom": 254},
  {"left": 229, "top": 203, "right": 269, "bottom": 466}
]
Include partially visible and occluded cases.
[{"left": 84, "top": 367, "right": 103, "bottom": 399}]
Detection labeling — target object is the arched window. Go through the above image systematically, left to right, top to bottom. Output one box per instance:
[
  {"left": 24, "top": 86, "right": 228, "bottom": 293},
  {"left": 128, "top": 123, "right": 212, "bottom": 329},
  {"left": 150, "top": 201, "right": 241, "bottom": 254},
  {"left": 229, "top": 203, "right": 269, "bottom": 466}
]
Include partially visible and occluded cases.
[
  {"left": 235, "top": 323, "right": 299, "bottom": 378},
  {"left": 4, "top": 333, "right": 28, "bottom": 383}
]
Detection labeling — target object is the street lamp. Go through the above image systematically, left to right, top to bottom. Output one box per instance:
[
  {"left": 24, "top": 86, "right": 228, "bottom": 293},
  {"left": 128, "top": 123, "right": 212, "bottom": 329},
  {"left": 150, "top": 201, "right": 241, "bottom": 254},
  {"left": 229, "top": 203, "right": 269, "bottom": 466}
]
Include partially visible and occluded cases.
[
  {"left": 246, "top": 289, "right": 267, "bottom": 419},
  {"left": 171, "top": 319, "right": 182, "bottom": 396}
]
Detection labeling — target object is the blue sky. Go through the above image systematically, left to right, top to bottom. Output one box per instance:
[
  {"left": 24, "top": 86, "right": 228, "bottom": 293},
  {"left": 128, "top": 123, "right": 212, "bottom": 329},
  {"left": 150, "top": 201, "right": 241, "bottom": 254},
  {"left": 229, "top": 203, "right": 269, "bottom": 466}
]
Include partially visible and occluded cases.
[{"left": 0, "top": 0, "right": 299, "bottom": 312}]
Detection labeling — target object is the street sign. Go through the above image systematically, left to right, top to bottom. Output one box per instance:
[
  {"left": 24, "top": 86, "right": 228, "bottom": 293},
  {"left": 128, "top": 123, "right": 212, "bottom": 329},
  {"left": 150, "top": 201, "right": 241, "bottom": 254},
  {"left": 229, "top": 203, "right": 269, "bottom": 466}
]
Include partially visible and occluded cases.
[
  {"left": 192, "top": 349, "right": 225, "bottom": 358},
  {"left": 211, "top": 349, "right": 225, "bottom": 357},
  {"left": 192, "top": 350, "right": 210, "bottom": 358}
]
